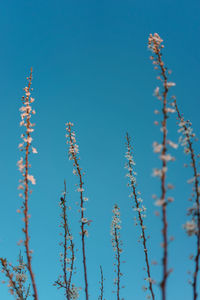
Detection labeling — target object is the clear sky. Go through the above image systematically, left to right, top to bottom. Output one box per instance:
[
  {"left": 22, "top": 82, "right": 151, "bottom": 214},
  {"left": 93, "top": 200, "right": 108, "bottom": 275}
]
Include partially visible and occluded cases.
[{"left": 0, "top": 0, "right": 200, "bottom": 299}]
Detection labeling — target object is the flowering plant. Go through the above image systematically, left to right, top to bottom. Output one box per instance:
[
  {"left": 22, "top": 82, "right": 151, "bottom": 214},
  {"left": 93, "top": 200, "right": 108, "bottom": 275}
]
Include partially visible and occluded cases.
[{"left": 0, "top": 33, "right": 199, "bottom": 300}]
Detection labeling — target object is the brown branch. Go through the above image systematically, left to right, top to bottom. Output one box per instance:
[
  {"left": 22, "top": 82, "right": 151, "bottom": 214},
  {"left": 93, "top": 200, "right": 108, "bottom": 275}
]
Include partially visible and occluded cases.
[
  {"left": 148, "top": 33, "right": 172, "bottom": 300},
  {"left": 158, "top": 53, "right": 168, "bottom": 300},
  {"left": 18, "top": 68, "right": 38, "bottom": 300},
  {"left": 23, "top": 68, "right": 38, "bottom": 300},
  {"left": 174, "top": 100, "right": 200, "bottom": 300},
  {"left": 66, "top": 123, "right": 89, "bottom": 300},
  {"left": 125, "top": 133, "right": 155, "bottom": 300},
  {"left": 54, "top": 180, "right": 75, "bottom": 299},
  {"left": 111, "top": 204, "right": 123, "bottom": 300},
  {"left": 115, "top": 228, "right": 121, "bottom": 300},
  {"left": 0, "top": 250, "right": 31, "bottom": 300},
  {"left": 0, "top": 258, "right": 24, "bottom": 300},
  {"left": 98, "top": 265, "right": 104, "bottom": 300},
  {"left": 25, "top": 284, "right": 31, "bottom": 300}
]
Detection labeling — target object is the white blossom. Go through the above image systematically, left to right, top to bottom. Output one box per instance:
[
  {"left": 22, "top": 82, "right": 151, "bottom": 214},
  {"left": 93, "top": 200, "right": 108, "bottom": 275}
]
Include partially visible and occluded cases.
[
  {"left": 166, "top": 82, "right": 176, "bottom": 88},
  {"left": 27, "top": 174, "right": 36, "bottom": 185},
  {"left": 155, "top": 199, "right": 165, "bottom": 206},
  {"left": 183, "top": 221, "right": 197, "bottom": 236}
]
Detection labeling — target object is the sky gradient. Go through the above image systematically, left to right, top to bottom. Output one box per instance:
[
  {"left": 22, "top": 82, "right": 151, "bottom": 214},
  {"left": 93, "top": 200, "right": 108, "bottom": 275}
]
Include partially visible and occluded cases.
[{"left": 0, "top": 1, "right": 200, "bottom": 299}]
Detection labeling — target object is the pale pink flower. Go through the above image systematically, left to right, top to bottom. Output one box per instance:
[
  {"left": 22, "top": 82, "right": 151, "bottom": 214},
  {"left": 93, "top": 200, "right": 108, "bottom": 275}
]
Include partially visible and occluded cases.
[
  {"left": 148, "top": 33, "right": 163, "bottom": 53},
  {"left": 166, "top": 82, "right": 176, "bottom": 88},
  {"left": 153, "top": 87, "right": 160, "bottom": 97},
  {"left": 19, "top": 106, "right": 27, "bottom": 112},
  {"left": 165, "top": 108, "right": 176, "bottom": 113},
  {"left": 27, "top": 128, "right": 34, "bottom": 133},
  {"left": 24, "top": 137, "right": 33, "bottom": 144},
  {"left": 167, "top": 140, "right": 178, "bottom": 149},
  {"left": 153, "top": 142, "right": 162, "bottom": 153},
  {"left": 18, "top": 143, "right": 24, "bottom": 148},
  {"left": 32, "top": 147, "right": 38, "bottom": 154},
  {"left": 160, "top": 154, "right": 175, "bottom": 162},
  {"left": 17, "top": 158, "right": 24, "bottom": 172},
  {"left": 152, "top": 168, "right": 162, "bottom": 177},
  {"left": 72, "top": 169, "right": 77, "bottom": 175},
  {"left": 27, "top": 175, "right": 36, "bottom": 185},
  {"left": 187, "top": 177, "right": 195, "bottom": 184},
  {"left": 167, "top": 183, "right": 174, "bottom": 190},
  {"left": 17, "top": 185, "right": 24, "bottom": 190},
  {"left": 167, "top": 197, "right": 174, "bottom": 203},
  {"left": 155, "top": 199, "right": 165, "bottom": 206},
  {"left": 81, "top": 218, "right": 88, "bottom": 223},
  {"left": 183, "top": 221, "right": 197, "bottom": 236},
  {"left": 17, "top": 240, "right": 23, "bottom": 246},
  {"left": 145, "top": 277, "right": 154, "bottom": 284}
]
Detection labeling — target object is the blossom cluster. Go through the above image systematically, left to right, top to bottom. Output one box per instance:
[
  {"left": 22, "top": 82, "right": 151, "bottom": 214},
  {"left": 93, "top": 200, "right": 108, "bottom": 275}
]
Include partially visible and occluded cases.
[
  {"left": 148, "top": 33, "right": 164, "bottom": 54},
  {"left": 148, "top": 33, "right": 178, "bottom": 299},
  {"left": 148, "top": 34, "right": 178, "bottom": 209},
  {"left": 16, "top": 69, "right": 39, "bottom": 300},
  {"left": 17, "top": 70, "right": 37, "bottom": 198},
  {"left": 174, "top": 101, "right": 200, "bottom": 239},
  {"left": 152, "top": 112, "right": 177, "bottom": 186},
  {"left": 177, "top": 117, "right": 196, "bottom": 155},
  {"left": 65, "top": 122, "right": 90, "bottom": 236},
  {"left": 65, "top": 122, "right": 90, "bottom": 299},
  {"left": 66, "top": 122, "right": 79, "bottom": 161},
  {"left": 125, "top": 134, "right": 147, "bottom": 223},
  {"left": 125, "top": 134, "right": 155, "bottom": 300},
  {"left": 54, "top": 181, "right": 76, "bottom": 300},
  {"left": 110, "top": 204, "right": 123, "bottom": 298},
  {"left": 111, "top": 204, "right": 122, "bottom": 248},
  {"left": 183, "top": 221, "right": 198, "bottom": 237},
  {"left": 0, "top": 252, "right": 30, "bottom": 299},
  {"left": 67, "top": 284, "right": 81, "bottom": 300}
]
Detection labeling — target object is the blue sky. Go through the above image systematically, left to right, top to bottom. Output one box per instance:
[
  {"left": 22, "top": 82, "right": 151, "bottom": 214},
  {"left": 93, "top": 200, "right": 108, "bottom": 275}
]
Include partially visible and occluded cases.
[{"left": 0, "top": 0, "right": 200, "bottom": 299}]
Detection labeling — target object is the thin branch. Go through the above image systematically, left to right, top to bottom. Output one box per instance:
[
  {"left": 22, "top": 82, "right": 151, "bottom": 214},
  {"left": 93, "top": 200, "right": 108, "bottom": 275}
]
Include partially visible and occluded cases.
[
  {"left": 148, "top": 33, "right": 175, "bottom": 300},
  {"left": 17, "top": 68, "right": 38, "bottom": 300},
  {"left": 174, "top": 100, "right": 200, "bottom": 300},
  {"left": 66, "top": 122, "right": 90, "bottom": 300},
  {"left": 125, "top": 133, "right": 155, "bottom": 300},
  {"left": 54, "top": 180, "right": 75, "bottom": 299},
  {"left": 111, "top": 204, "right": 123, "bottom": 300},
  {"left": 0, "top": 255, "right": 30, "bottom": 300},
  {"left": 0, "top": 258, "right": 23, "bottom": 299},
  {"left": 98, "top": 266, "right": 104, "bottom": 300}
]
